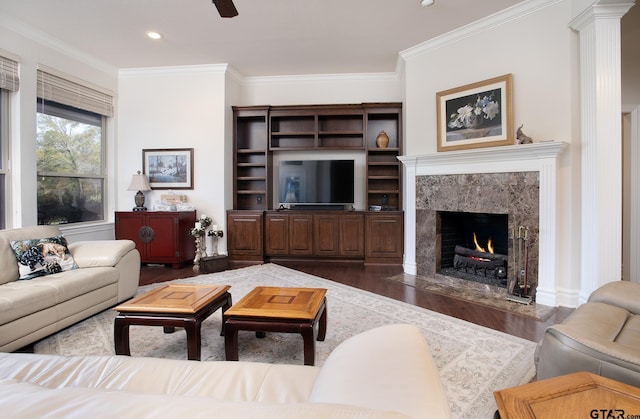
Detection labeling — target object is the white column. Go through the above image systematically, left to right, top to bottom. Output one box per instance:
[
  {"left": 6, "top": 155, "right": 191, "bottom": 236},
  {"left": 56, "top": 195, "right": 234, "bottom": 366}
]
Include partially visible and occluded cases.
[
  {"left": 570, "top": 2, "right": 634, "bottom": 301},
  {"left": 630, "top": 106, "right": 640, "bottom": 282},
  {"left": 402, "top": 161, "right": 417, "bottom": 275}
]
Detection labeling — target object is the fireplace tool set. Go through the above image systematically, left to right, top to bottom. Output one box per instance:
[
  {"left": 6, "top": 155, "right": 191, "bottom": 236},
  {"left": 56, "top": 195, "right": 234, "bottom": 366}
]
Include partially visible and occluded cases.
[{"left": 507, "top": 225, "right": 533, "bottom": 305}]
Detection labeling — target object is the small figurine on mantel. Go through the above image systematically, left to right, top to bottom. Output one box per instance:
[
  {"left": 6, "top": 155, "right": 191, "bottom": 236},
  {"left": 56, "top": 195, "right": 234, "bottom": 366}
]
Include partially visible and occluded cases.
[{"left": 516, "top": 124, "right": 533, "bottom": 144}]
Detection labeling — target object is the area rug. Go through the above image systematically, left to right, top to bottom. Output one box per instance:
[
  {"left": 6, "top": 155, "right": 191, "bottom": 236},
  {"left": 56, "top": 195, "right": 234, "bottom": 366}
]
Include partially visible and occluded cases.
[
  {"left": 35, "top": 263, "right": 536, "bottom": 419},
  {"left": 387, "top": 272, "right": 557, "bottom": 322}
]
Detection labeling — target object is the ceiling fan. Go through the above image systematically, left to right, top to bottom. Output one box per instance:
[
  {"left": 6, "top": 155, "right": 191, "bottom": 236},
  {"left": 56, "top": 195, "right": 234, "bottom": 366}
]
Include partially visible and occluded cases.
[{"left": 212, "top": 0, "right": 239, "bottom": 18}]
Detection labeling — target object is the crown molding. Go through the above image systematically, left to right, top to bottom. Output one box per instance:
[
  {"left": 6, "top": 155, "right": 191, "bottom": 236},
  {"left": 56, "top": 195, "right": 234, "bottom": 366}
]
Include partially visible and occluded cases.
[
  {"left": 400, "top": 0, "right": 563, "bottom": 61},
  {"left": 569, "top": 1, "right": 634, "bottom": 31},
  {"left": 0, "top": 15, "right": 116, "bottom": 75},
  {"left": 118, "top": 64, "right": 230, "bottom": 78},
  {"left": 240, "top": 71, "right": 401, "bottom": 86}
]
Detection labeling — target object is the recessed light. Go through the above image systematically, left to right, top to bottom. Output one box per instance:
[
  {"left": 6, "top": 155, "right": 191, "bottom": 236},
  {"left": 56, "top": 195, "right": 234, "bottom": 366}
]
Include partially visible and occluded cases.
[
  {"left": 420, "top": 0, "right": 434, "bottom": 6},
  {"left": 146, "top": 31, "right": 162, "bottom": 40}
]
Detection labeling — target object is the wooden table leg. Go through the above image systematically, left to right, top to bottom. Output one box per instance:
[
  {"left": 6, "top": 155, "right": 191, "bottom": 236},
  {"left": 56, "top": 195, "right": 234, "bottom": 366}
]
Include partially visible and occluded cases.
[
  {"left": 220, "top": 293, "right": 232, "bottom": 336},
  {"left": 317, "top": 299, "right": 327, "bottom": 341},
  {"left": 114, "top": 316, "right": 131, "bottom": 356},
  {"left": 184, "top": 318, "right": 201, "bottom": 361},
  {"left": 224, "top": 321, "right": 239, "bottom": 361},
  {"left": 301, "top": 322, "right": 316, "bottom": 366}
]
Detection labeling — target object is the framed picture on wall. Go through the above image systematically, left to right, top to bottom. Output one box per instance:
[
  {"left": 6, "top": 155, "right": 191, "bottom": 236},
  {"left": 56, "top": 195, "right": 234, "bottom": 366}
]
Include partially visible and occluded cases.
[
  {"left": 436, "top": 74, "right": 513, "bottom": 152},
  {"left": 142, "top": 148, "right": 194, "bottom": 189}
]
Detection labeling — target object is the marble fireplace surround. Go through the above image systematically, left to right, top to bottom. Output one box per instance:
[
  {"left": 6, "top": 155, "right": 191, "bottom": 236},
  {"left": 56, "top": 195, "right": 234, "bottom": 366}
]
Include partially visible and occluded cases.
[{"left": 399, "top": 142, "right": 567, "bottom": 307}]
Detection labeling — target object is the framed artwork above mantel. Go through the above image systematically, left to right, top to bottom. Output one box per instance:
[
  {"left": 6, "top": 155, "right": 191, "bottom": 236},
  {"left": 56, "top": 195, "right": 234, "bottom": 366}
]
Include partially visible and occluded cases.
[
  {"left": 436, "top": 74, "right": 513, "bottom": 152},
  {"left": 142, "top": 148, "right": 194, "bottom": 190}
]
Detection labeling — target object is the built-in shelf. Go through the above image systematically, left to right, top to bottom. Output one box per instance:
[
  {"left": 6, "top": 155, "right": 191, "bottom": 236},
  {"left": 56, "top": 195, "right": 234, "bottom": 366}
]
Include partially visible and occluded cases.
[{"left": 234, "top": 102, "right": 402, "bottom": 211}]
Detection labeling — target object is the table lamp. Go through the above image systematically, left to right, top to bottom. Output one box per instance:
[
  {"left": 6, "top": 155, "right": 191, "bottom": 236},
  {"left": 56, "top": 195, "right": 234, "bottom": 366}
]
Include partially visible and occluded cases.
[{"left": 127, "top": 171, "right": 151, "bottom": 211}]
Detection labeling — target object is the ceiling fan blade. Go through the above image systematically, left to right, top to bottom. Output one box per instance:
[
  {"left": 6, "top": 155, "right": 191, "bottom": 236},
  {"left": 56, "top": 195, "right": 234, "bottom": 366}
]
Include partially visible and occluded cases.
[{"left": 212, "top": 0, "right": 238, "bottom": 18}]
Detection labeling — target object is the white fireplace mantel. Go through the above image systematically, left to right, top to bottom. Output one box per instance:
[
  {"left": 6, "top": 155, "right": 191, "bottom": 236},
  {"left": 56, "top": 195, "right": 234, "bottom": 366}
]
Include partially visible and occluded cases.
[{"left": 399, "top": 141, "right": 568, "bottom": 307}]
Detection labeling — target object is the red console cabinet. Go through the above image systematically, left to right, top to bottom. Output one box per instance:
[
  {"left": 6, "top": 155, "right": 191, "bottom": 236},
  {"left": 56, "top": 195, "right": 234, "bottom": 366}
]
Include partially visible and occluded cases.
[{"left": 115, "top": 211, "right": 196, "bottom": 268}]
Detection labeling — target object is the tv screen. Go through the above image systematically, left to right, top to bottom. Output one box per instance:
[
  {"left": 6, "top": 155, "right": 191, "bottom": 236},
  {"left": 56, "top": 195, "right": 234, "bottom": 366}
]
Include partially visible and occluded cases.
[{"left": 278, "top": 160, "right": 355, "bottom": 207}]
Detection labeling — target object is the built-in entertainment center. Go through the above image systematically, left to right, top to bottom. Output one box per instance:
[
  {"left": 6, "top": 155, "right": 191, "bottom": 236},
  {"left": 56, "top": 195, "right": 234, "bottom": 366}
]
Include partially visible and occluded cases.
[{"left": 227, "top": 103, "right": 404, "bottom": 266}]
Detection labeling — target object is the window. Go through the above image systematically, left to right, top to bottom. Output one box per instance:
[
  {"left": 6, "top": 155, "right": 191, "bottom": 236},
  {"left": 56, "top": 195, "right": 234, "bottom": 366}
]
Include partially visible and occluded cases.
[
  {"left": 0, "top": 54, "right": 19, "bottom": 230},
  {"left": 36, "top": 69, "right": 113, "bottom": 225},
  {"left": 0, "top": 90, "right": 7, "bottom": 230},
  {"left": 36, "top": 100, "right": 105, "bottom": 224}
]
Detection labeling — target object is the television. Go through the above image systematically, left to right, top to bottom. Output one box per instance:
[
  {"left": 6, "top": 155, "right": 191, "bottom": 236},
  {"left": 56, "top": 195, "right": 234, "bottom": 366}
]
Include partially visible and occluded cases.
[{"left": 278, "top": 160, "right": 355, "bottom": 209}]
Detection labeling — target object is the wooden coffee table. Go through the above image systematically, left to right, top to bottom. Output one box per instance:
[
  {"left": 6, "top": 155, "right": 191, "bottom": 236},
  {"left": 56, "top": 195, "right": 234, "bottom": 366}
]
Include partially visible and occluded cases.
[
  {"left": 114, "top": 284, "right": 232, "bottom": 361},
  {"left": 223, "top": 286, "right": 327, "bottom": 366},
  {"left": 494, "top": 371, "right": 640, "bottom": 418}
]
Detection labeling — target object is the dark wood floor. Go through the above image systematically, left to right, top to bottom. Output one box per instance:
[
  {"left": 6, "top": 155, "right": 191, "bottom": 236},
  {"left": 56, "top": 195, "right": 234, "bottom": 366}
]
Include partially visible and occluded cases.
[{"left": 140, "top": 261, "right": 573, "bottom": 343}]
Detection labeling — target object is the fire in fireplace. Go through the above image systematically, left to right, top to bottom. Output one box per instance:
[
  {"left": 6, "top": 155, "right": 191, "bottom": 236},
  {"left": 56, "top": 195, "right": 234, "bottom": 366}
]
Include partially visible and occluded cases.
[{"left": 438, "top": 211, "right": 509, "bottom": 287}]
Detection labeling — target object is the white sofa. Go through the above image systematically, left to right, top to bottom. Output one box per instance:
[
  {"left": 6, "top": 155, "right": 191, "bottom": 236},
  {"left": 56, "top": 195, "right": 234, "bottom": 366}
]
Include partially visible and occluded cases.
[
  {"left": 0, "top": 225, "right": 140, "bottom": 352},
  {"left": 0, "top": 324, "right": 451, "bottom": 418}
]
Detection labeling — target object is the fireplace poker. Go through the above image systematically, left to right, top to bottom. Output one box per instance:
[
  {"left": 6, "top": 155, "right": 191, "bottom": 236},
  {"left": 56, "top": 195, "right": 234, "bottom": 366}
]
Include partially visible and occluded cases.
[
  {"left": 509, "top": 226, "right": 517, "bottom": 295},
  {"left": 518, "top": 226, "right": 525, "bottom": 291},
  {"left": 522, "top": 227, "right": 529, "bottom": 297}
]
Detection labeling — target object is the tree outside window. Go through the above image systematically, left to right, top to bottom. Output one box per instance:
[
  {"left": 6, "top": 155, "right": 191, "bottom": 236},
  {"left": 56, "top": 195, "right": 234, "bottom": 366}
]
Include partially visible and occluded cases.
[{"left": 36, "top": 101, "right": 105, "bottom": 225}]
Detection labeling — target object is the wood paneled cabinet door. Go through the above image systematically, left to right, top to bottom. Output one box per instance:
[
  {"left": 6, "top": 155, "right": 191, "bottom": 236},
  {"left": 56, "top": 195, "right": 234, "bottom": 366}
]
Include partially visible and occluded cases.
[
  {"left": 114, "top": 211, "right": 196, "bottom": 268},
  {"left": 226, "top": 211, "right": 263, "bottom": 264},
  {"left": 265, "top": 212, "right": 313, "bottom": 256},
  {"left": 365, "top": 212, "right": 404, "bottom": 264},
  {"left": 265, "top": 213, "right": 289, "bottom": 255},
  {"left": 288, "top": 213, "right": 313, "bottom": 256},
  {"left": 314, "top": 213, "right": 364, "bottom": 257},
  {"left": 339, "top": 213, "right": 364, "bottom": 257},
  {"left": 313, "top": 214, "right": 340, "bottom": 256}
]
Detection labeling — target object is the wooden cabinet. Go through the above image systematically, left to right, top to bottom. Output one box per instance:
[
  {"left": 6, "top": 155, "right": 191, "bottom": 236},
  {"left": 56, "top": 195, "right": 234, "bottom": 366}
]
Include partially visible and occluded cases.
[
  {"left": 230, "top": 103, "right": 403, "bottom": 266},
  {"left": 233, "top": 106, "right": 271, "bottom": 210},
  {"left": 226, "top": 210, "right": 263, "bottom": 265},
  {"left": 115, "top": 211, "right": 195, "bottom": 268},
  {"left": 264, "top": 211, "right": 364, "bottom": 259},
  {"left": 365, "top": 211, "right": 404, "bottom": 265},
  {"left": 265, "top": 212, "right": 313, "bottom": 256},
  {"left": 313, "top": 213, "right": 365, "bottom": 257}
]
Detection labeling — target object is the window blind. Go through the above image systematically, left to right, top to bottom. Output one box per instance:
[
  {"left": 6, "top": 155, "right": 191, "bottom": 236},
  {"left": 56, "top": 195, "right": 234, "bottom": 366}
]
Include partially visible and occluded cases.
[
  {"left": 0, "top": 55, "right": 19, "bottom": 92},
  {"left": 37, "top": 70, "right": 113, "bottom": 117}
]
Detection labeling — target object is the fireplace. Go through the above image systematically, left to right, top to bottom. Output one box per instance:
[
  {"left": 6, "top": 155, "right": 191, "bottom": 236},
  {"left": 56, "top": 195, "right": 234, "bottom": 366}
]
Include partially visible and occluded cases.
[
  {"left": 399, "top": 143, "right": 567, "bottom": 307},
  {"left": 415, "top": 172, "right": 540, "bottom": 299},
  {"left": 438, "top": 211, "right": 509, "bottom": 287}
]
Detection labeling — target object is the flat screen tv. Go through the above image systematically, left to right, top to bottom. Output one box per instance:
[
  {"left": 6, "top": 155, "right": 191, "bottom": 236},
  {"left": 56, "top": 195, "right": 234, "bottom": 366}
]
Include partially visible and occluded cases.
[{"left": 278, "top": 160, "right": 355, "bottom": 208}]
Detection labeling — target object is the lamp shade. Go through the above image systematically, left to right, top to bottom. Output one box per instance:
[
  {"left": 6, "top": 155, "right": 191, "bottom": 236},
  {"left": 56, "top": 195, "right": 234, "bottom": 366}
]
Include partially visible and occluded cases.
[{"left": 127, "top": 171, "right": 151, "bottom": 192}]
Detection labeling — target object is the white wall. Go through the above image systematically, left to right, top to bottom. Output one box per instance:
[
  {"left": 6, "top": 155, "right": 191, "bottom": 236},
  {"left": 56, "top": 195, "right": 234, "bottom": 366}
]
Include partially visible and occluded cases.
[
  {"left": 401, "top": 0, "right": 581, "bottom": 303},
  {"left": 117, "top": 65, "right": 228, "bottom": 252},
  {"left": 238, "top": 73, "right": 404, "bottom": 106}
]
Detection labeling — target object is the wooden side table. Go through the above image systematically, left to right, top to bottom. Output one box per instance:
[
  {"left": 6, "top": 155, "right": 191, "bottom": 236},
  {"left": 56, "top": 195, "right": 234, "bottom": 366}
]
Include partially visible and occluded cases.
[
  {"left": 199, "top": 254, "right": 229, "bottom": 273},
  {"left": 113, "top": 284, "right": 232, "bottom": 361},
  {"left": 223, "top": 286, "right": 327, "bottom": 366},
  {"left": 494, "top": 371, "right": 640, "bottom": 418}
]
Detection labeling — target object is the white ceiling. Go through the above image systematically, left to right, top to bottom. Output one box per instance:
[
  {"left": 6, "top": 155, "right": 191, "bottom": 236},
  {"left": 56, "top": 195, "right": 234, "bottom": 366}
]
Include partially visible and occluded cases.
[{"left": 0, "top": 0, "right": 524, "bottom": 76}]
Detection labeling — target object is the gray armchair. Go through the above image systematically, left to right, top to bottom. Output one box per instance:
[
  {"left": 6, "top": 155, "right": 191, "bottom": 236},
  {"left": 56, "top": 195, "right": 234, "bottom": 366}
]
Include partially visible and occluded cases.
[{"left": 534, "top": 281, "right": 640, "bottom": 387}]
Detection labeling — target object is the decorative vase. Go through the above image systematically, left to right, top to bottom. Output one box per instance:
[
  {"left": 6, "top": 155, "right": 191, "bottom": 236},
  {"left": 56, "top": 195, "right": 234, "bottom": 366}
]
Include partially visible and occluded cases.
[
  {"left": 375, "top": 130, "right": 389, "bottom": 148},
  {"left": 205, "top": 234, "right": 214, "bottom": 257},
  {"left": 193, "top": 235, "right": 202, "bottom": 272},
  {"left": 212, "top": 237, "right": 219, "bottom": 256}
]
